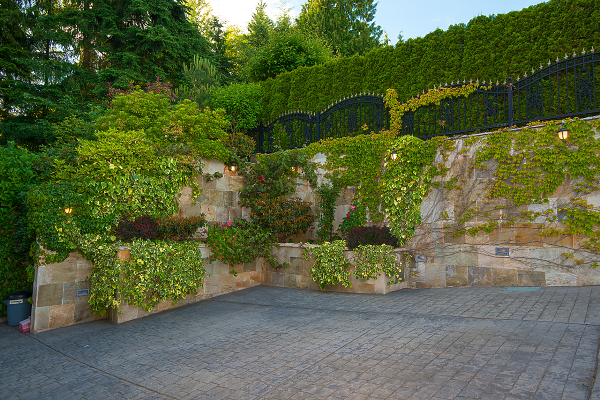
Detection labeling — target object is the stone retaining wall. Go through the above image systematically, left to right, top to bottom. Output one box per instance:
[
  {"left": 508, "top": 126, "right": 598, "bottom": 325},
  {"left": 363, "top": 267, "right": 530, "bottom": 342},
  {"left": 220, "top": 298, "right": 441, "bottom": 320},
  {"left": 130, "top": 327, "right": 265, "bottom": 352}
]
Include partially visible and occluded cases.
[{"left": 31, "top": 244, "right": 408, "bottom": 332}]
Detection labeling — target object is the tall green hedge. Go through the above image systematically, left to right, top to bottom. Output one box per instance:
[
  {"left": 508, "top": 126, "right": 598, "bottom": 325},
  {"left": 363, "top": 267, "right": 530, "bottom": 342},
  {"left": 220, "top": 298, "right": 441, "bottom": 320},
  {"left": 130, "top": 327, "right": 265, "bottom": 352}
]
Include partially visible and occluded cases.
[{"left": 260, "top": 0, "right": 600, "bottom": 122}]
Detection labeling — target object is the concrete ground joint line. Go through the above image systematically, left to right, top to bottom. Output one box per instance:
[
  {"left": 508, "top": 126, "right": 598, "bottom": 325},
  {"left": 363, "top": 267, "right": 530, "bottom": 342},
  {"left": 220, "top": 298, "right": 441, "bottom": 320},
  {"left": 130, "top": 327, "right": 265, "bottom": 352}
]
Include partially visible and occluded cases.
[
  {"left": 212, "top": 299, "right": 600, "bottom": 327},
  {"left": 254, "top": 314, "right": 399, "bottom": 400},
  {"left": 24, "top": 334, "right": 176, "bottom": 400}
]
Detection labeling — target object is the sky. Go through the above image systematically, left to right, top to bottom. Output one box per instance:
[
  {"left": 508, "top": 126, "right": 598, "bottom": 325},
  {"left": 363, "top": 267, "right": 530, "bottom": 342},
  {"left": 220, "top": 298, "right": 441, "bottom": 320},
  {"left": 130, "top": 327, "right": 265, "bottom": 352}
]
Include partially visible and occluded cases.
[{"left": 210, "top": 0, "right": 547, "bottom": 44}]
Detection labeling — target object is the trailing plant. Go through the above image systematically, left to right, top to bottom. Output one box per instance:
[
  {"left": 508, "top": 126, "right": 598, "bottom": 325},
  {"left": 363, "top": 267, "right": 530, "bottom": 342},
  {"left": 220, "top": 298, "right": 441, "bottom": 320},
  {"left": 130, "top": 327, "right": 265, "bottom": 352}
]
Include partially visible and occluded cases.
[
  {"left": 400, "top": 117, "right": 599, "bottom": 271},
  {"left": 465, "top": 118, "right": 600, "bottom": 256},
  {"left": 203, "top": 171, "right": 223, "bottom": 181},
  {"left": 315, "top": 182, "right": 341, "bottom": 243},
  {"left": 248, "top": 195, "right": 315, "bottom": 241},
  {"left": 338, "top": 201, "right": 367, "bottom": 238},
  {"left": 49, "top": 216, "right": 207, "bottom": 315},
  {"left": 205, "top": 219, "right": 284, "bottom": 274},
  {"left": 346, "top": 226, "right": 399, "bottom": 250},
  {"left": 86, "top": 238, "right": 206, "bottom": 314},
  {"left": 115, "top": 239, "right": 206, "bottom": 311},
  {"left": 304, "top": 240, "right": 351, "bottom": 289},
  {"left": 353, "top": 244, "right": 400, "bottom": 285}
]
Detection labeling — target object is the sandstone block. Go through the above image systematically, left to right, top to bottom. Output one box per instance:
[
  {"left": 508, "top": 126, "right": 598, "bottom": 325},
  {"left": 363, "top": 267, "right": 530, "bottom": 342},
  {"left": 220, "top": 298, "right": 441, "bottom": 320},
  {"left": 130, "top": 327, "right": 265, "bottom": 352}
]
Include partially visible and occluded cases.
[
  {"left": 468, "top": 267, "right": 492, "bottom": 286},
  {"left": 37, "top": 284, "right": 63, "bottom": 307},
  {"left": 49, "top": 303, "right": 74, "bottom": 329}
]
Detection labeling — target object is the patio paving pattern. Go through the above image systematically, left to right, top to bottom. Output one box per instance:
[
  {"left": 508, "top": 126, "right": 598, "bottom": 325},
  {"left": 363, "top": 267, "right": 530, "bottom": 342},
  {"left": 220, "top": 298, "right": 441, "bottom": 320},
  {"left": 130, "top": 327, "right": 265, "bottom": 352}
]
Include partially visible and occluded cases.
[{"left": 2, "top": 285, "right": 600, "bottom": 400}]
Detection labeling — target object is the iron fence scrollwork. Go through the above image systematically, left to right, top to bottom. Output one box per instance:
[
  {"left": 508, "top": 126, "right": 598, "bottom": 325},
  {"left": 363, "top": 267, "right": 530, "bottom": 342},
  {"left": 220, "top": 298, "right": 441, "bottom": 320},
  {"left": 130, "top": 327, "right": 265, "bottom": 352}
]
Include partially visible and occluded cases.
[{"left": 258, "top": 51, "right": 600, "bottom": 153}]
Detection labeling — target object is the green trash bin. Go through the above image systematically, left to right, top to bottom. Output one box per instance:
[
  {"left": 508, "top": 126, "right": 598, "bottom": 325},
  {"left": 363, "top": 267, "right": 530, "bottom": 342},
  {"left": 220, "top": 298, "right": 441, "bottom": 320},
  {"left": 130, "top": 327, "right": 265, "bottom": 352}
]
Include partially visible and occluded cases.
[{"left": 4, "top": 291, "right": 32, "bottom": 327}]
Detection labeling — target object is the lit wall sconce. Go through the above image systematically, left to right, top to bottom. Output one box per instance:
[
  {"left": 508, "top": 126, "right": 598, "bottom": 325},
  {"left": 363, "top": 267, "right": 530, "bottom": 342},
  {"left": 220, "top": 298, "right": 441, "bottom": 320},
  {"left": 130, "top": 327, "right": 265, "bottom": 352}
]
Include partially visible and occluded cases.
[
  {"left": 557, "top": 124, "right": 569, "bottom": 143},
  {"left": 390, "top": 150, "right": 398, "bottom": 161},
  {"left": 228, "top": 165, "right": 237, "bottom": 173},
  {"left": 64, "top": 207, "right": 73, "bottom": 215}
]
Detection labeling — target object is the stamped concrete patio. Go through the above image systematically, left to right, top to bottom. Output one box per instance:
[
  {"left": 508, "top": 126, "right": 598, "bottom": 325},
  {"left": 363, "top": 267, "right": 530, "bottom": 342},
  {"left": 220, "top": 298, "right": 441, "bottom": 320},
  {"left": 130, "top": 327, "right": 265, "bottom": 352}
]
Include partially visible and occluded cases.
[{"left": 2, "top": 285, "right": 600, "bottom": 400}]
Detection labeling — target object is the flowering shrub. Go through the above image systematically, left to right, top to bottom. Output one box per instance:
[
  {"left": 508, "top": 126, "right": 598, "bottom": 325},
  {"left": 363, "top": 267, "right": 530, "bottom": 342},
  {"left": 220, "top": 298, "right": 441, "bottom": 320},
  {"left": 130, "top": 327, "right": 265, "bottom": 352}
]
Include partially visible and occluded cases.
[
  {"left": 106, "top": 77, "right": 176, "bottom": 103},
  {"left": 338, "top": 201, "right": 367, "bottom": 237},
  {"left": 115, "top": 215, "right": 159, "bottom": 241},
  {"left": 205, "top": 219, "right": 284, "bottom": 273},
  {"left": 346, "top": 226, "right": 398, "bottom": 250}
]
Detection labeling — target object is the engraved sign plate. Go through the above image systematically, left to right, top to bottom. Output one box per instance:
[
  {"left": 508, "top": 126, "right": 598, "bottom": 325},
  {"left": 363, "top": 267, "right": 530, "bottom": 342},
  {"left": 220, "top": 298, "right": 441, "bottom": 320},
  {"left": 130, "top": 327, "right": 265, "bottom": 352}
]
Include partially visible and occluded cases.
[
  {"left": 495, "top": 247, "right": 510, "bottom": 257},
  {"left": 416, "top": 255, "right": 428, "bottom": 263},
  {"left": 76, "top": 289, "right": 90, "bottom": 297}
]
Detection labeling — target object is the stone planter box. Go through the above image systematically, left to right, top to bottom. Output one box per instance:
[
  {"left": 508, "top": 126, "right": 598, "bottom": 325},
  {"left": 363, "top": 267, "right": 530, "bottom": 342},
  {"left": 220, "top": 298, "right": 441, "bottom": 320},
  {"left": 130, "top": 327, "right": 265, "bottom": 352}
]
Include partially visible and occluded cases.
[
  {"left": 264, "top": 244, "right": 410, "bottom": 295},
  {"left": 108, "top": 245, "right": 262, "bottom": 324}
]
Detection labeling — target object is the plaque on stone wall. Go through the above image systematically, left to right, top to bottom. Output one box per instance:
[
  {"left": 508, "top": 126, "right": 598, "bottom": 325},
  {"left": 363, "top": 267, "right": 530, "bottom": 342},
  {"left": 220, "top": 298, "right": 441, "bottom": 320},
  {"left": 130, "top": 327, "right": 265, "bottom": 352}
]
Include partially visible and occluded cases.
[
  {"left": 495, "top": 248, "right": 509, "bottom": 257},
  {"left": 416, "top": 255, "right": 428, "bottom": 263},
  {"left": 76, "top": 289, "right": 89, "bottom": 297}
]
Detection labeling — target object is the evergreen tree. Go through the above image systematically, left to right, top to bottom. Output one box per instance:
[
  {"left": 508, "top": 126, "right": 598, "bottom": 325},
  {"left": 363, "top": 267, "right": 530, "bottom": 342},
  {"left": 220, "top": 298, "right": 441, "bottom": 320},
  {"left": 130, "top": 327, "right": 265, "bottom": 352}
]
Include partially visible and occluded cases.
[
  {"left": 1, "top": 0, "right": 214, "bottom": 147},
  {"left": 296, "top": 0, "right": 382, "bottom": 57},
  {"left": 247, "top": 1, "right": 275, "bottom": 49}
]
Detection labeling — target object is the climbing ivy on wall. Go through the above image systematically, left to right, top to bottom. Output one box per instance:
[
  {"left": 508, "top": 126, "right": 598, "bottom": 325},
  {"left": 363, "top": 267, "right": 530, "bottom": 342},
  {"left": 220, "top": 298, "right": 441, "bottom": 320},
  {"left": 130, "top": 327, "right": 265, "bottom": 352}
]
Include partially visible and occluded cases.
[
  {"left": 260, "top": 0, "right": 600, "bottom": 122},
  {"left": 306, "top": 130, "right": 395, "bottom": 223},
  {"left": 381, "top": 135, "right": 453, "bottom": 246}
]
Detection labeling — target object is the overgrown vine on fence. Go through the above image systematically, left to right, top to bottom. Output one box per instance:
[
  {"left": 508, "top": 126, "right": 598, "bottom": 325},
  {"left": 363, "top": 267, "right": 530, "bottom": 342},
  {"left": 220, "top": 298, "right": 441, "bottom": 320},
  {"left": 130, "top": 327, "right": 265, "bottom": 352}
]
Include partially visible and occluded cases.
[{"left": 384, "top": 83, "right": 485, "bottom": 132}]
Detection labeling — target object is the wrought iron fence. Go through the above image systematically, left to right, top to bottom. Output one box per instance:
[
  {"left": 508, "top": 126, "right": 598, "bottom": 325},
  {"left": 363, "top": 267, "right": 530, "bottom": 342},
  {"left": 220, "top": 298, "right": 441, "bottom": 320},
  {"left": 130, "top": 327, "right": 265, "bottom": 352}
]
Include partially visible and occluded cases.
[{"left": 257, "top": 50, "right": 599, "bottom": 153}]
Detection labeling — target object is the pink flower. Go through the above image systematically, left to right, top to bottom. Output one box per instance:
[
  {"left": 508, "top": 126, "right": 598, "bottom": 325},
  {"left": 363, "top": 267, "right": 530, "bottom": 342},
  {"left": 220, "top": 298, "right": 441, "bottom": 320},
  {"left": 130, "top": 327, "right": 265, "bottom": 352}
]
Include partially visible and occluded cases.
[
  {"left": 350, "top": 206, "right": 356, "bottom": 210},
  {"left": 347, "top": 214, "right": 350, "bottom": 218},
  {"left": 227, "top": 221, "right": 232, "bottom": 226},
  {"left": 222, "top": 225, "right": 227, "bottom": 228}
]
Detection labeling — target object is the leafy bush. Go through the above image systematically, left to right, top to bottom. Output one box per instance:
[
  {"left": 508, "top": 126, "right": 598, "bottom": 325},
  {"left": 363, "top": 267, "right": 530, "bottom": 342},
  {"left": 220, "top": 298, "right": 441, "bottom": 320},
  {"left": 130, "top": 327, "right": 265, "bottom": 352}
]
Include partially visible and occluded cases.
[
  {"left": 247, "top": 31, "right": 333, "bottom": 81},
  {"left": 210, "top": 82, "right": 262, "bottom": 133},
  {"left": 96, "top": 90, "right": 230, "bottom": 161},
  {"left": 226, "top": 132, "right": 256, "bottom": 161},
  {"left": 0, "top": 143, "right": 45, "bottom": 317},
  {"left": 239, "top": 148, "right": 318, "bottom": 206},
  {"left": 248, "top": 195, "right": 315, "bottom": 241},
  {"left": 115, "top": 215, "right": 159, "bottom": 241},
  {"left": 157, "top": 215, "right": 206, "bottom": 241},
  {"left": 205, "top": 219, "right": 282, "bottom": 272},
  {"left": 346, "top": 226, "right": 398, "bottom": 250}
]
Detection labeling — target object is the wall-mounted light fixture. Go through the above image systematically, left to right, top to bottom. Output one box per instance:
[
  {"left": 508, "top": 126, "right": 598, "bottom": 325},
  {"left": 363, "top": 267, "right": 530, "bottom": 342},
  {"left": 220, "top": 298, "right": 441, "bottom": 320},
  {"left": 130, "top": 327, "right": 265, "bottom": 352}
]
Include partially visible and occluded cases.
[
  {"left": 557, "top": 123, "right": 569, "bottom": 143},
  {"left": 390, "top": 150, "right": 398, "bottom": 161},
  {"left": 228, "top": 165, "right": 237, "bottom": 173},
  {"left": 64, "top": 207, "right": 73, "bottom": 215}
]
